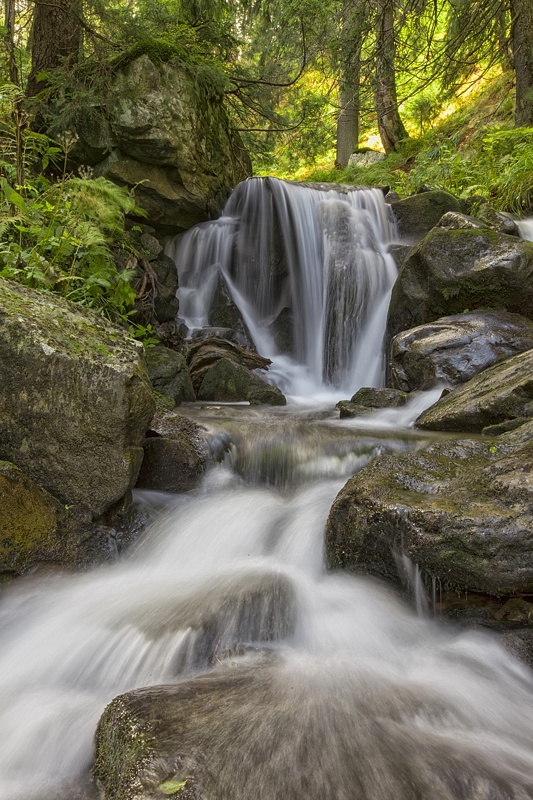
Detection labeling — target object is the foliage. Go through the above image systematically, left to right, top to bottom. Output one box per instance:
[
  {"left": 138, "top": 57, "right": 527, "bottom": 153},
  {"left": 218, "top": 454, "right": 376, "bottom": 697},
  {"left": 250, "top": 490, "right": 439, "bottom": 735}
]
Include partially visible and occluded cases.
[{"left": 0, "top": 173, "right": 141, "bottom": 321}]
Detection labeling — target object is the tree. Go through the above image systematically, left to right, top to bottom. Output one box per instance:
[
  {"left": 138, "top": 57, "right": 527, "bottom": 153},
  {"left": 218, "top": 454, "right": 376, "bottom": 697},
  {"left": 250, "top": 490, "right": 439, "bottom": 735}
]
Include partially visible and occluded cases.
[
  {"left": 26, "top": 0, "right": 83, "bottom": 98},
  {"left": 335, "top": 0, "right": 367, "bottom": 167},
  {"left": 374, "top": 0, "right": 408, "bottom": 152},
  {"left": 510, "top": 0, "right": 533, "bottom": 125}
]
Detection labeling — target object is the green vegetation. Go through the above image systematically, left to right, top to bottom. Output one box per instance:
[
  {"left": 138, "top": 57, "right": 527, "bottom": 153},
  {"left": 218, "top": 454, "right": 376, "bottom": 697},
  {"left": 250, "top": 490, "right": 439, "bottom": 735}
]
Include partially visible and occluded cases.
[{"left": 0, "top": 0, "right": 532, "bottom": 335}]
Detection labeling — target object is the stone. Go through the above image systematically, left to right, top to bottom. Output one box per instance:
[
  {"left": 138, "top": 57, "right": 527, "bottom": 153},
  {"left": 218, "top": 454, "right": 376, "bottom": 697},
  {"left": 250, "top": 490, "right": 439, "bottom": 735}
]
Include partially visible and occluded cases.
[
  {"left": 75, "top": 55, "right": 251, "bottom": 234},
  {"left": 348, "top": 150, "right": 386, "bottom": 167},
  {"left": 389, "top": 191, "right": 463, "bottom": 242},
  {"left": 474, "top": 204, "right": 519, "bottom": 236},
  {"left": 387, "top": 227, "right": 533, "bottom": 341},
  {"left": 139, "top": 233, "right": 163, "bottom": 261},
  {"left": 151, "top": 254, "right": 179, "bottom": 323},
  {"left": 0, "top": 279, "right": 155, "bottom": 518},
  {"left": 389, "top": 311, "right": 533, "bottom": 392},
  {"left": 145, "top": 346, "right": 195, "bottom": 404},
  {"left": 415, "top": 348, "right": 533, "bottom": 432},
  {"left": 196, "top": 358, "right": 286, "bottom": 405},
  {"left": 337, "top": 387, "right": 408, "bottom": 418},
  {"left": 326, "top": 424, "right": 533, "bottom": 595},
  {"left": 136, "top": 437, "right": 204, "bottom": 492},
  {"left": 0, "top": 461, "right": 62, "bottom": 573}
]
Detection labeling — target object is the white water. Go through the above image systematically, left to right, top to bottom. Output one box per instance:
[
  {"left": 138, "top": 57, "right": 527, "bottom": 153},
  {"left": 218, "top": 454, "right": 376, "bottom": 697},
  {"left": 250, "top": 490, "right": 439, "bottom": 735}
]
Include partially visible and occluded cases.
[
  {"left": 166, "top": 178, "right": 397, "bottom": 399},
  {"left": 3, "top": 187, "right": 533, "bottom": 799},
  {"left": 518, "top": 218, "right": 533, "bottom": 242},
  {"left": 2, "top": 405, "right": 533, "bottom": 799}
]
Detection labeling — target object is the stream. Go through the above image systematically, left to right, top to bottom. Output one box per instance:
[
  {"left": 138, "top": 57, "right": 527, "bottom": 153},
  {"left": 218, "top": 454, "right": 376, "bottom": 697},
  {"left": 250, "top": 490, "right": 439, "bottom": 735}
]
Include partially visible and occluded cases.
[{"left": 2, "top": 183, "right": 533, "bottom": 798}]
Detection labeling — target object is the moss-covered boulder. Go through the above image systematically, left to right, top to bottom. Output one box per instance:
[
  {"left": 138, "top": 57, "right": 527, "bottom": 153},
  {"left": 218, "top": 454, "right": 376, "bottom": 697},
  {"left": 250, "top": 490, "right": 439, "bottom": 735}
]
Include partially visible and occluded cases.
[
  {"left": 82, "top": 54, "right": 252, "bottom": 233},
  {"left": 390, "top": 190, "right": 463, "bottom": 242},
  {"left": 387, "top": 227, "right": 533, "bottom": 341},
  {"left": 0, "top": 279, "right": 155, "bottom": 518},
  {"left": 390, "top": 311, "right": 533, "bottom": 392},
  {"left": 415, "top": 348, "right": 533, "bottom": 432},
  {"left": 326, "top": 422, "right": 533, "bottom": 595},
  {"left": 0, "top": 461, "right": 62, "bottom": 573}
]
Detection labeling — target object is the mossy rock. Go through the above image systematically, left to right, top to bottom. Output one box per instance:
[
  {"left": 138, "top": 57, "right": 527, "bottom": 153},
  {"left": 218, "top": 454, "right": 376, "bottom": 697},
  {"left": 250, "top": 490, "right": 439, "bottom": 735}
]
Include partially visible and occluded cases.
[
  {"left": 390, "top": 190, "right": 463, "bottom": 242},
  {"left": 387, "top": 227, "right": 533, "bottom": 341},
  {"left": 0, "top": 278, "right": 155, "bottom": 518},
  {"left": 415, "top": 347, "right": 533, "bottom": 432},
  {"left": 197, "top": 358, "right": 285, "bottom": 405},
  {"left": 326, "top": 423, "right": 533, "bottom": 595},
  {"left": 0, "top": 461, "right": 62, "bottom": 573}
]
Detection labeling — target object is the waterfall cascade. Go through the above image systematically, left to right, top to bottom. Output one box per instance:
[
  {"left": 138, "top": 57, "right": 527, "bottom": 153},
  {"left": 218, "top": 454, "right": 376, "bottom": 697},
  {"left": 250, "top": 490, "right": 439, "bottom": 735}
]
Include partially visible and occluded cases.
[
  {"left": 166, "top": 178, "right": 397, "bottom": 399},
  {"left": 2, "top": 184, "right": 533, "bottom": 800}
]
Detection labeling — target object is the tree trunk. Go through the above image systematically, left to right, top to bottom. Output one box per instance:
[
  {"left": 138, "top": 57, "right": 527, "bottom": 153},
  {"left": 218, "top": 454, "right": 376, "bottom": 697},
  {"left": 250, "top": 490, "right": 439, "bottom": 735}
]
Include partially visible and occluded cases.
[
  {"left": 26, "top": 0, "right": 83, "bottom": 98},
  {"left": 375, "top": 0, "right": 407, "bottom": 153},
  {"left": 510, "top": 0, "right": 533, "bottom": 126},
  {"left": 336, "top": 1, "right": 364, "bottom": 168}
]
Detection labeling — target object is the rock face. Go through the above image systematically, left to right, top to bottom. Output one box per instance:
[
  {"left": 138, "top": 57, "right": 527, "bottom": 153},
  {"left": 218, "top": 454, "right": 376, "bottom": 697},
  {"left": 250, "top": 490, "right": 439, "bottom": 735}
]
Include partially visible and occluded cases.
[
  {"left": 74, "top": 55, "right": 251, "bottom": 233},
  {"left": 389, "top": 191, "right": 463, "bottom": 242},
  {"left": 387, "top": 227, "right": 533, "bottom": 340},
  {"left": 0, "top": 279, "right": 155, "bottom": 518},
  {"left": 389, "top": 311, "right": 533, "bottom": 391},
  {"left": 415, "top": 348, "right": 533, "bottom": 432},
  {"left": 326, "top": 423, "right": 533, "bottom": 596}
]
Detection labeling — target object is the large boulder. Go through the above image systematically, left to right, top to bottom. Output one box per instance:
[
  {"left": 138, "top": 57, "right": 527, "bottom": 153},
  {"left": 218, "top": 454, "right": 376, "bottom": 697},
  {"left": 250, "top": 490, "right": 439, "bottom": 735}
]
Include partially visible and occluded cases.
[
  {"left": 74, "top": 55, "right": 251, "bottom": 233},
  {"left": 389, "top": 190, "right": 463, "bottom": 242},
  {"left": 387, "top": 227, "right": 533, "bottom": 340},
  {"left": 0, "top": 279, "right": 155, "bottom": 518},
  {"left": 389, "top": 311, "right": 533, "bottom": 391},
  {"left": 145, "top": 345, "right": 195, "bottom": 404},
  {"left": 415, "top": 348, "right": 533, "bottom": 432},
  {"left": 326, "top": 422, "right": 533, "bottom": 596},
  {"left": 94, "top": 652, "right": 532, "bottom": 800}
]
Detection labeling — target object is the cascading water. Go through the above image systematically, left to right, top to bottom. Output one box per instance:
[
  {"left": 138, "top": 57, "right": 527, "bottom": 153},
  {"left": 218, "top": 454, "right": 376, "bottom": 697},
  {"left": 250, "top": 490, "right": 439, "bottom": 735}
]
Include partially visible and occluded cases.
[
  {"left": 166, "top": 178, "right": 398, "bottom": 398},
  {"left": 3, "top": 185, "right": 533, "bottom": 800},
  {"left": 518, "top": 218, "right": 533, "bottom": 242}
]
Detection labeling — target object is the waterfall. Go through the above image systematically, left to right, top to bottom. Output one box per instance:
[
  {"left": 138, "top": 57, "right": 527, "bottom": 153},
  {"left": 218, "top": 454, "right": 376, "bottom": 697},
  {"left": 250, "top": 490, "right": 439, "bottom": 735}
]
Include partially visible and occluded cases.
[
  {"left": 166, "top": 178, "right": 397, "bottom": 399},
  {"left": 518, "top": 218, "right": 533, "bottom": 242}
]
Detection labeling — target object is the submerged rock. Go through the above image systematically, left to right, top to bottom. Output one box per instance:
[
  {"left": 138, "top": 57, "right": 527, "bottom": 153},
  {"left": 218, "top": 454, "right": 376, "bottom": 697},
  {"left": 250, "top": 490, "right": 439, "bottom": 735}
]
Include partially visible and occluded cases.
[
  {"left": 387, "top": 227, "right": 533, "bottom": 340},
  {"left": 0, "top": 279, "right": 155, "bottom": 518},
  {"left": 389, "top": 311, "right": 533, "bottom": 392},
  {"left": 415, "top": 348, "right": 533, "bottom": 432},
  {"left": 326, "top": 422, "right": 533, "bottom": 596},
  {"left": 95, "top": 654, "right": 533, "bottom": 800}
]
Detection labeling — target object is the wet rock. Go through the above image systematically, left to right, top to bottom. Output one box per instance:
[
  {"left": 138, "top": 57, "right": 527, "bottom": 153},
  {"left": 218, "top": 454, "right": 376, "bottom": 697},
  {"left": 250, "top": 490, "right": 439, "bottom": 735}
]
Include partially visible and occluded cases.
[
  {"left": 390, "top": 190, "right": 463, "bottom": 242},
  {"left": 474, "top": 204, "right": 519, "bottom": 236},
  {"left": 437, "top": 212, "right": 487, "bottom": 231},
  {"left": 387, "top": 227, "right": 533, "bottom": 340},
  {"left": 139, "top": 233, "right": 163, "bottom": 261},
  {"left": 151, "top": 254, "right": 179, "bottom": 323},
  {"left": 0, "top": 279, "right": 155, "bottom": 518},
  {"left": 389, "top": 311, "right": 533, "bottom": 392},
  {"left": 145, "top": 346, "right": 195, "bottom": 404},
  {"left": 415, "top": 348, "right": 533, "bottom": 432},
  {"left": 197, "top": 358, "right": 286, "bottom": 406},
  {"left": 337, "top": 387, "right": 408, "bottom": 418},
  {"left": 326, "top": 422, "right": 533, "bottom": 596},
  {"left": 136, "top": 437, "right": 204, "bottom": 492},
  {"left": 95, "top": 653, "right": 530, "bottom": 800}
]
